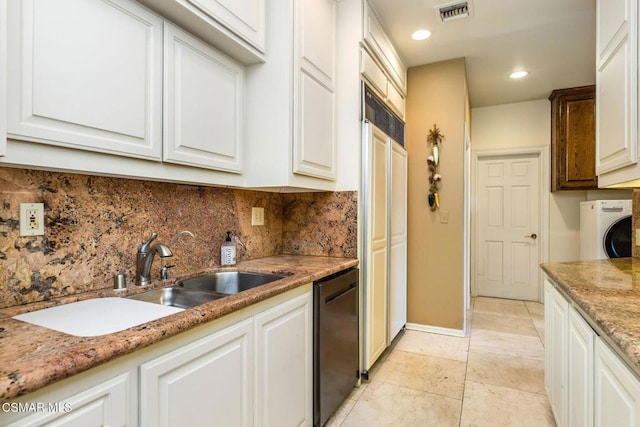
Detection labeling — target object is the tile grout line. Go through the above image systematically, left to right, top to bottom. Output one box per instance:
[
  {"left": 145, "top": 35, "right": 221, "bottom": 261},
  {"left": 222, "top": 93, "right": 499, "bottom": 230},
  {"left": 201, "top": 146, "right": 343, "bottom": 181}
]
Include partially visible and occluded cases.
[{"left": 458, "top": 300, "right": 475, "bottom": 426}]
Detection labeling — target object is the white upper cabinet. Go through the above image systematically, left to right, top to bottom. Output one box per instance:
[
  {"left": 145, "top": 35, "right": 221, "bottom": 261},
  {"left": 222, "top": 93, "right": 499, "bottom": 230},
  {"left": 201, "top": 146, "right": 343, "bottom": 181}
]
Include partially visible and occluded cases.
[
  {"left": 0, "top": 0, "right": 6, "bottom": 157},
  {"left": 7, "top": 0, "right": 163, "bottom": 160},
  {"left": 137, "top": 0, "right": 265, "bottom": 64},
  {"left": 184, "top": 0, "right": 265, "bottom": 52},
  {"left": 244, "top": 0, "right": 337, "bottom": 190},
  {"left": 293, "top": 0, "right": 337, "bottom": 180},
  {"left": 595, "top": 0, "right": 640, "bottom": 186},
  {"left": 360, "top": 1, "right": 406, "bottom": 119},
  {"left": 362, "top": 1, "right": 406, "bottom": 95},
  {"left": 163, "top": 23, "right": 243, "bottom": 173},
  {"left": 361, "top": 49, "right": 387, "bottom": 99}
]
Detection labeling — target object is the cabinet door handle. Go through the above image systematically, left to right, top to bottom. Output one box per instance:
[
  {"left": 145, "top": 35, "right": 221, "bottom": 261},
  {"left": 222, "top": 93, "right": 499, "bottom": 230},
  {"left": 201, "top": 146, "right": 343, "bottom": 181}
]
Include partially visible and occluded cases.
[{"left": 525, "top": 233, "right": 538, "bottom": 240}]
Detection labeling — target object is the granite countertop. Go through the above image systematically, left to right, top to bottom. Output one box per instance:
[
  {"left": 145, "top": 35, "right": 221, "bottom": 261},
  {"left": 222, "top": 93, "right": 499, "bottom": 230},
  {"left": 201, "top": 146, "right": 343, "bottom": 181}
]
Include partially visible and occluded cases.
[
  {"left": 0, "top": 255, "right": 358, "bottom": 401},
  {"left": 541, "top": 258, "right": 640, "bottom": 374}
]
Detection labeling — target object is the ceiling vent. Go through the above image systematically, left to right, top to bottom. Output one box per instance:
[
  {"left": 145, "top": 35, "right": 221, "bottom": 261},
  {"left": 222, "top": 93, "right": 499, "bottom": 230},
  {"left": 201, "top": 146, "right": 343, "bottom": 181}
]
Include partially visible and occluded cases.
[{"left": 437, "top": 1, "right": 471, "bottom": 22}]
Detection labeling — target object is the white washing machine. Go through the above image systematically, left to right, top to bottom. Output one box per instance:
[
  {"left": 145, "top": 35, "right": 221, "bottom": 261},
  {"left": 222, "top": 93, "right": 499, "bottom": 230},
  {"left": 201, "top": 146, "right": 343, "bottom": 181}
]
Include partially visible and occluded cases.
[{"left": 579, "top": 200, "right": 632, "bottom": 260}]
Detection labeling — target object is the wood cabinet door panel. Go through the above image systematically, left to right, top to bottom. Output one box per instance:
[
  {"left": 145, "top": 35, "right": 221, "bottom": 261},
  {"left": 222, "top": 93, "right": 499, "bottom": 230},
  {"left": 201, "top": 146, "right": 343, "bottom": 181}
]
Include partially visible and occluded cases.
[{"left": 550, "top": 86, "right": 597, "bottom": 191}]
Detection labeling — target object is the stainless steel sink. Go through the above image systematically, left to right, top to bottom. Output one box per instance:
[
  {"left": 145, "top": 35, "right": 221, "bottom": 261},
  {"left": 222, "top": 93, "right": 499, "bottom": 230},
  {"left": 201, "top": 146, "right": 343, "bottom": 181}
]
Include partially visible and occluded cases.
[
  {"left": 177, "top": 271, "right": 285, "bottom": 295},
  {"left": 127, "top": 286, "right": 226, "bottom": 309}
]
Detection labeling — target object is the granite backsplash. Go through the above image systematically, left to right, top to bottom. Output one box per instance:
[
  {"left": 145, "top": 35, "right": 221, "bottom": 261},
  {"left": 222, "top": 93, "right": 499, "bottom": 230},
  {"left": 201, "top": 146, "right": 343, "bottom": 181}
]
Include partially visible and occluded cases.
[{"left": 0, "top": 167, "right": 357, "bottom": 308}]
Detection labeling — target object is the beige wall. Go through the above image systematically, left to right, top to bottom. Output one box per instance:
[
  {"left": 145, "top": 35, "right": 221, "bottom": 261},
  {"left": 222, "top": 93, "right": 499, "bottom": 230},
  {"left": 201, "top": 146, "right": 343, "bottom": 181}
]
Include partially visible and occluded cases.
[
  {"left": 406, "top": 59, "right": 467, "bottom": 330},
  {"left": 471, "top": 100, "right": 630, "bottom": 263}
]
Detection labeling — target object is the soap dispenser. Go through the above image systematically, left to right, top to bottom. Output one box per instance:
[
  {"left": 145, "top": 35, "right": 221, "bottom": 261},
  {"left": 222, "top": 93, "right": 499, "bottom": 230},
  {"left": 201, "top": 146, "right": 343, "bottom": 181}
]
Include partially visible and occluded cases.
[{"left": 221, "top": 231, "right": 237, "bottom": 266}]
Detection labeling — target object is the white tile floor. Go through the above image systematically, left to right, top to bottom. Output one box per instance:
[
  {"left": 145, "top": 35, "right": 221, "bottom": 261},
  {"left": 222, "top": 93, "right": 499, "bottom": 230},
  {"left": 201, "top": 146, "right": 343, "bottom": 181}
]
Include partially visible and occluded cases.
[{"left": 326, "top": 297, "right": 556, "bottom": 426}]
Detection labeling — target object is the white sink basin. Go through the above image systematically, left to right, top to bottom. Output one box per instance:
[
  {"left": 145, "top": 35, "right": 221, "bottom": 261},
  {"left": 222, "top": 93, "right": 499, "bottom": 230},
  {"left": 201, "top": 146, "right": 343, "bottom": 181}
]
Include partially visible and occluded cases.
[{"left": 13, "top": 297, "right": 184, "bottom": 337}]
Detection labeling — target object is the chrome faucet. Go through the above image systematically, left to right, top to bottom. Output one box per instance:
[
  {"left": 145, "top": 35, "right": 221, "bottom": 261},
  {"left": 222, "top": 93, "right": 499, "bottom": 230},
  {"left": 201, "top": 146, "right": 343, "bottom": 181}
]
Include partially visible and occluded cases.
[
  {"left": 169, "top": 230, "right": 195, "bottom": 248},
  {"left": 136, "top": 233, "right": 173, "bottom": 286}
]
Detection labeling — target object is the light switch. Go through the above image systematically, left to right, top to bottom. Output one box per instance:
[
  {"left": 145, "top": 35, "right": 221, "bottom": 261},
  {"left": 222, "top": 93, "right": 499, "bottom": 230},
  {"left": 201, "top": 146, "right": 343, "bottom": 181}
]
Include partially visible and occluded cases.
[
  {"left": 20, "top": 203, "right": 45, "bottom": 236},
  {"left": 440, "top": 210, "right": 449, "bottom": 224},
  {"left": 636, "top": 229, "right": 640, "bottom": 246}
]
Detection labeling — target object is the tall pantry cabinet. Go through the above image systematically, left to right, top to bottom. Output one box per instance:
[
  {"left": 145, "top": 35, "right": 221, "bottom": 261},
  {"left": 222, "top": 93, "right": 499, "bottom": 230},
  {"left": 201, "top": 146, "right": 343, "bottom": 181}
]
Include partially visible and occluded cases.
[
  {"left": 360, "top": 0, "right": 408, "bottom": 375},
  {"left": 362, "top": 120, "right": 407, "bottom": 373}
]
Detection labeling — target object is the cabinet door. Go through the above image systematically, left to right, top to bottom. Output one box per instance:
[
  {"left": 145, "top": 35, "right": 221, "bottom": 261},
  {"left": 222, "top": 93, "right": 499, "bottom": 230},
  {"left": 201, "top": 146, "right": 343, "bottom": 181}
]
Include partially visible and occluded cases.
[
  {"left": 0, "top": 0, "right": 6, "bottom": 157},
  {"left": 7, "top": 0, "right": 163, "bottom": 160},
  {"left": 183, "top": 0, "right": 265, "bottom": 52},
  {"left": 293, "top": 0, "right": 337, "bottom": 181},
  {"left": 596, "top": 0, "right": 637, "bottom": 174},
  {"left": 362, "top": 1, "right": 407, "bottom": 94},
  {"left": 163, "top": 23, "right": 243, "bottom": 173},
  {"left": 361, "top": 49, "right": 387, "bottom": 100},
  {"left": 386, "top": 82, "right": 406, "bottom": 120},
  {"left": 550, "top": 86, "right": 597, "bottom": 191},
  {"left": 364, "top": 123, "right": 389, "bottom": 370},
  {"left": 388, "top": 142, "right": 407, "bottom": 342},
  {"left": 545, "top": 280, "right": 569, "bottom": 427},
  {"left": 255, "top": 291, "right": 312, "bottom": 427},
  {"left": 568, "top": 307, "right": 595, "bottom": 427},
  {"left": 140, "top": 319, "right": 254, "bottom": 427},
  {"left": 594, "top": 338, "right": 640, "bottom": 427},
  {"left": 5, "top": 374, "right": 131, "bottom": 427}
]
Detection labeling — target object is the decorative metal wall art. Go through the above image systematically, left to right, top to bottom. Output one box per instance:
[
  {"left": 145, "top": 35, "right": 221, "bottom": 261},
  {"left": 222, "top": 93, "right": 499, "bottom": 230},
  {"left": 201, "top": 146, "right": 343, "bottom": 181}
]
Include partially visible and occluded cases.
[{"left": 427, "top": 124, "right": 444, "bottom": 211}]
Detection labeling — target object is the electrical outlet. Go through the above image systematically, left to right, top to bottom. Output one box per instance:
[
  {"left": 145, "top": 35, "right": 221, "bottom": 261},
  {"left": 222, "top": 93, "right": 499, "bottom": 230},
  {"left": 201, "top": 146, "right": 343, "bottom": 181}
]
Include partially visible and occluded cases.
[
  {"left": 20, "top": 203, "right": 45, "bottom": 236},
  {"left": 251, "top": 207, "right": 265, "bottom": 226}
]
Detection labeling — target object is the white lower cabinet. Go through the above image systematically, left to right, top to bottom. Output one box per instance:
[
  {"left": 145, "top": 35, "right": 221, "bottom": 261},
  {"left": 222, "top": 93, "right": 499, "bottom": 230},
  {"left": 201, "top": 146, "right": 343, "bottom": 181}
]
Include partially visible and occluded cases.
[
  {"left": 545, "top": 276, "right": 640, "bottom": 427},
  {"left": 545, "top": 279, "right": 569, "bottom": 426},
  {"left": 0, "top": 284, "right": 313, "bottom": 427},
  {"left": 255, "top": 291, "right": 313, "bottom": 426},
  {"left": 568, "top": 305, "right": 594, "bottom": 427},
  {"left": 140, "top": 318, "right": 254, "bottom": 427},
  {"left": 594, "top": 338, "right": 640, "bottom": 427},
  {"left": 3, "top": 373, "right": 131, "bottom": 427}
]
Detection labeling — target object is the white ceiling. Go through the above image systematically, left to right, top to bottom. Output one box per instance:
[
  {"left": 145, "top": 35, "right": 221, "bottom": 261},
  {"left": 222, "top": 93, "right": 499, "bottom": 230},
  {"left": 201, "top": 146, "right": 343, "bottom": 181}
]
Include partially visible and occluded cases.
[{"left": 367, "top": 0, "right": 597, "bottom": 108}]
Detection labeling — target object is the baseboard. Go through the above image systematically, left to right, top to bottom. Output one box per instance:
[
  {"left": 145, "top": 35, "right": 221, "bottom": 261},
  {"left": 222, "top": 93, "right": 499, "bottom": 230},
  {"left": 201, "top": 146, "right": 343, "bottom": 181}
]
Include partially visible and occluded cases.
[{"left": 405, "top": 323, "right": 466, "bottom": 338}]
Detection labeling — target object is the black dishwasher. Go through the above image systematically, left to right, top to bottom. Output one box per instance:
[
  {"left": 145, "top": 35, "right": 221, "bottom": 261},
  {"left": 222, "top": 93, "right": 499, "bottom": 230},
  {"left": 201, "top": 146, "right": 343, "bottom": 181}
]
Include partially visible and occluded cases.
[{"left": 313, "top": 267, "right": 359, "bottom": 427}]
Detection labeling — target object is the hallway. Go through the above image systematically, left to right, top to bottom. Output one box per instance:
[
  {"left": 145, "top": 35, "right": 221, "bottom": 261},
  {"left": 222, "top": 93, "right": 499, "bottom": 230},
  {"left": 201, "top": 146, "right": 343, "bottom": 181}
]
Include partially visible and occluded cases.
[{"left": 327, "top": 297, "right": 555, "bottom": 426}]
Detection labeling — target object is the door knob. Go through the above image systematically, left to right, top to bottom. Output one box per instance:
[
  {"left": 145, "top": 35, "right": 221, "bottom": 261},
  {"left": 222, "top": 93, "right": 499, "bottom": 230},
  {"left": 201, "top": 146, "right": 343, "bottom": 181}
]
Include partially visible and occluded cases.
[{"left": 525, "top": 233, "right": 538, "bottom": 240}]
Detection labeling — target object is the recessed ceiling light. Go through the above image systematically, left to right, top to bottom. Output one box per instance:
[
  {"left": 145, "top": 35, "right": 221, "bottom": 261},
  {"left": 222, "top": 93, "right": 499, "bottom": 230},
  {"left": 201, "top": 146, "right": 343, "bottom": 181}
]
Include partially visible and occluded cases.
[
  {"left": 412, "top": 30, "right": 431, "bottom": 41},
  {"left": 510, "top": 71, "right": 529, "bottom": 79}
]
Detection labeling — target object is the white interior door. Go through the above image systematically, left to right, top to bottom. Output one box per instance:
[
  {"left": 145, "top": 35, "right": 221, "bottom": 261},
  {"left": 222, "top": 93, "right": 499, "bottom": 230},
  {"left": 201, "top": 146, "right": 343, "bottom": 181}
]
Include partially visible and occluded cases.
[{"left": 475, "top": 154, "right": 541, "bottom": 301}]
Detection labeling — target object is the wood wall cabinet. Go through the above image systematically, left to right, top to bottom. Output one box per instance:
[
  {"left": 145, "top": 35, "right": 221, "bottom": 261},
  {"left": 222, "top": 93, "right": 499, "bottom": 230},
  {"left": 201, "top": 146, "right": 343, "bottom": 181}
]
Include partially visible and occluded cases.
[{"left": 549, "top": 85, "right": 597, "bottom": 191}]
